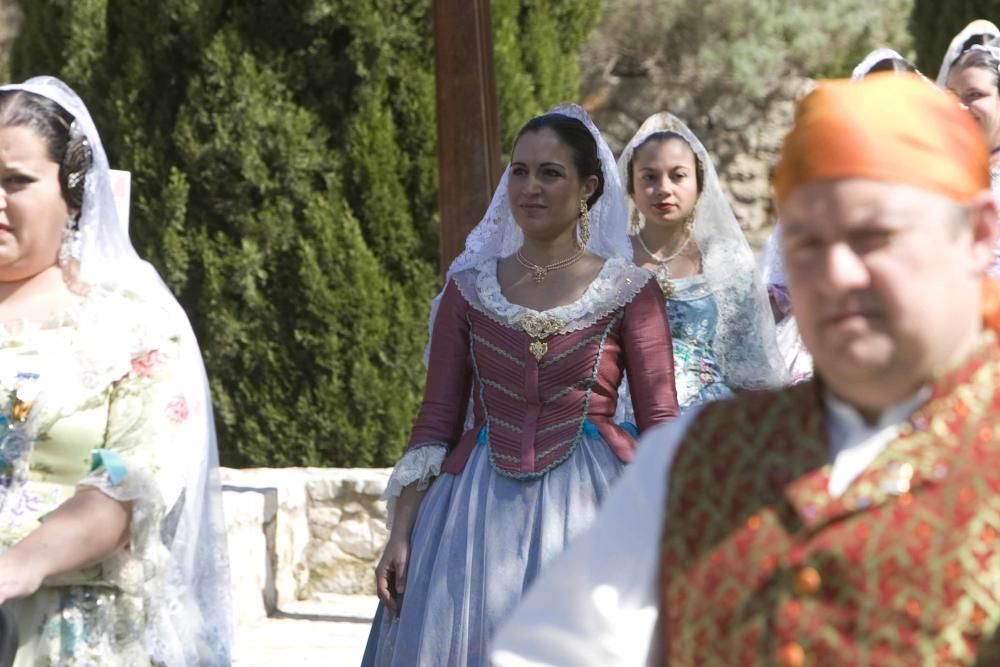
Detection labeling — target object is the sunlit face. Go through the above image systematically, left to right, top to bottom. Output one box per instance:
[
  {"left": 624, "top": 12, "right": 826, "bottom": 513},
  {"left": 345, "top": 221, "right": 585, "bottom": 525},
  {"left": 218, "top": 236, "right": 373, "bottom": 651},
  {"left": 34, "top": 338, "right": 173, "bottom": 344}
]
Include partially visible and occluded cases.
[
  {"left": 948, "top": 65, "right": 1000, "bottom": 147},
  {"left": 0, "top": 125, "right": 70, "bottom": 283},
  {"left": 507, "top": 128, "right": 597, "bottom": 242},
  {"left": 629, "top": 137, "right": 700, "bottom": 227},
  {"left": 781, "top": 179, "right": 994, "bottom": 403}
]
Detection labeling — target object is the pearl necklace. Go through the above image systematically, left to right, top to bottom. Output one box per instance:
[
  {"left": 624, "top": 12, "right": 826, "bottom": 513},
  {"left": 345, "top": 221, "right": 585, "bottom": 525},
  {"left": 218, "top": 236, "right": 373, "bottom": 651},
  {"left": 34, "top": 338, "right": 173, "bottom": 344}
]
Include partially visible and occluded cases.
[{"left": 515, "top": 247, "right": 585, "bottom": 283}]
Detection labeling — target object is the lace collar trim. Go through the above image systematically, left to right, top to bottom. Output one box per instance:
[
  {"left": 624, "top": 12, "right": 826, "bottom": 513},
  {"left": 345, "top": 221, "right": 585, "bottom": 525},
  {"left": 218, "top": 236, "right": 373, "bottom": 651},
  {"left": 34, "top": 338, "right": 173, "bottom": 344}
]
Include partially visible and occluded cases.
[
  {"left": 453, "top": 255, "right": 653, "bottom": 334},
  {"left": 0, "top": 284, "right": 155, "bottom": 342},
  {"left": 0, "top": 284, "right": 179, "bottom": 432}
]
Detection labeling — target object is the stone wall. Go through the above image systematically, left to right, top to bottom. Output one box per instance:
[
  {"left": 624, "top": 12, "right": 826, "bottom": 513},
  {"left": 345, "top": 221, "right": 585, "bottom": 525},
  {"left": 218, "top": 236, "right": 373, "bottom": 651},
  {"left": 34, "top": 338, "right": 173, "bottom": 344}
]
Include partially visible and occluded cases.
[{"left": 222, "top": 467, "right": 391, "bottom": 626}]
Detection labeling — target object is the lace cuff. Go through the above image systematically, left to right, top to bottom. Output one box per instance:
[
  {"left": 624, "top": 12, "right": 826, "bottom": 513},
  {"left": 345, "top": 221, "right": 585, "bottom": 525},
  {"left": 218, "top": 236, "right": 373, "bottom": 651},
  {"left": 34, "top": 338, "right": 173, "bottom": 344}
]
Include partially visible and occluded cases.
[
  {"left": 383, "top": 444, "right": 447, "bottom": 530},
  {"left": 76, "top": 462, "right": 171, "bottom": 596},
  {"left": 76, "top": 463, "right": 221, "bottom": 665}
]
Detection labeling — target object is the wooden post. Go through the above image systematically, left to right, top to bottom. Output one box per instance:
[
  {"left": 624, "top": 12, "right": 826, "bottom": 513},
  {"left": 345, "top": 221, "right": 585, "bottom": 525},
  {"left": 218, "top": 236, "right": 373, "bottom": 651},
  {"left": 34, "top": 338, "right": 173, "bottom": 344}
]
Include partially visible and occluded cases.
[{"left": 433, "top": 0, "right": 503, "bottom": 273}]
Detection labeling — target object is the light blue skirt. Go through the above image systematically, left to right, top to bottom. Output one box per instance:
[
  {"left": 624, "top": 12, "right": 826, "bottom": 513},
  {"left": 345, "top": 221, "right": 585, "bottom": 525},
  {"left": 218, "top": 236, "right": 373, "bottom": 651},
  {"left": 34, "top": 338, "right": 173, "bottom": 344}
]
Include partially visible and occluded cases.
[{"left": 365, "top": 426, "right": 625, "bottom": 667}]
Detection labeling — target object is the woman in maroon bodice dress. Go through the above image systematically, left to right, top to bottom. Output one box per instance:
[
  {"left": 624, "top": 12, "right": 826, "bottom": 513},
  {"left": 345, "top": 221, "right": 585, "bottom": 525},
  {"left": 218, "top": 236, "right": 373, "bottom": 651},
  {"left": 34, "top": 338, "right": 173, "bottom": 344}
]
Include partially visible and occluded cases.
[{"left": 362, "top": 104, "right": 679, "bottom": 667}]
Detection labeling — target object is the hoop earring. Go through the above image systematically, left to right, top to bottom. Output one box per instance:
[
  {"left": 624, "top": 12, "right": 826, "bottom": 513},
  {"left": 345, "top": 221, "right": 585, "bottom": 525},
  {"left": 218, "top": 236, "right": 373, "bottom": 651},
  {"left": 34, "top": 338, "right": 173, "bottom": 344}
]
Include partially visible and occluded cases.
[{"left": 578, "top": 199, "right": 591, "bottom": 247}]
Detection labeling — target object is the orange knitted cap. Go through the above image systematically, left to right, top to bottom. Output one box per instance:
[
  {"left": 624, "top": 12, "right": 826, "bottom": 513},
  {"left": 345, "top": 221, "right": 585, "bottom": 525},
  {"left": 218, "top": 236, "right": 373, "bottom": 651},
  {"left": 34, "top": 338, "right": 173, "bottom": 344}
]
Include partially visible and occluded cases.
[{"left": 774, "top": 73, "right": 990, "bottom": 206}]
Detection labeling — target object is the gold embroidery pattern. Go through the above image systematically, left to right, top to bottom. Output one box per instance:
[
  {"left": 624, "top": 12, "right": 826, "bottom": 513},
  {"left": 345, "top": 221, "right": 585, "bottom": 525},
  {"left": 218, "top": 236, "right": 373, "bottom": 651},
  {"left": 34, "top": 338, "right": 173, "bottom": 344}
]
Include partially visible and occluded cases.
[{"left": 659, "top": 340, "right": 1000, "bottom": 666}]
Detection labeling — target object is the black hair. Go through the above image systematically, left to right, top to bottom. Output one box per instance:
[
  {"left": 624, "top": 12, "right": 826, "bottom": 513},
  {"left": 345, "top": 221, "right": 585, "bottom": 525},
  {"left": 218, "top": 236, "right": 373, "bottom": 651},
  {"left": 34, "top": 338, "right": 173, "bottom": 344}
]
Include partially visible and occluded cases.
[
  {"left": 961, "top": 33, "right": 991, "bottom": 54},
  {"left": 951, "top": 48, "right": 1000, "bottom": 93},
  {"left": 866, "top": 57, "right": 918, "bottom": 75},
  {"left": 0, "top": 91, "right": 92, "bottom": 217},
  {"left": 513, "top": 113, "right": 604, "bottom": 209},
  {"left": 625, "top": 131, "right": 704, "bottom": 196}
]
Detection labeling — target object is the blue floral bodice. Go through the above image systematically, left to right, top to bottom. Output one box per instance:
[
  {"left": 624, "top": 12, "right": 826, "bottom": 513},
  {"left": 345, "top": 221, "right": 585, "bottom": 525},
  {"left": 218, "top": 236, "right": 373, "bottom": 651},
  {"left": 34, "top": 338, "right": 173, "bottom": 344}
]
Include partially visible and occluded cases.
[{"left": 666, "top": 274, "right": 734, "bottom": 408}]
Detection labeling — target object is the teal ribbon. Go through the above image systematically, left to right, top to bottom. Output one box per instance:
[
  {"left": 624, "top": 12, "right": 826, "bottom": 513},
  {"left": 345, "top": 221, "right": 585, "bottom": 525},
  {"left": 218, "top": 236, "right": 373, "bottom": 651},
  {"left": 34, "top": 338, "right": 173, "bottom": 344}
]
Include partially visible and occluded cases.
[{"left": 90, "top": 449, "right": 128, "bottom": 486}]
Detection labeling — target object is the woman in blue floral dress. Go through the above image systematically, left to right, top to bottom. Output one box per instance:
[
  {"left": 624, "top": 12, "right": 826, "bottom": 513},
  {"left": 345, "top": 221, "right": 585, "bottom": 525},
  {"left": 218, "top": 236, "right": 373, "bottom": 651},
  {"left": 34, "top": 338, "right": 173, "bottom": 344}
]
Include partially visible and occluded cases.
[{"left": 617, "top": 113, "right": 785, "bottom": 410}]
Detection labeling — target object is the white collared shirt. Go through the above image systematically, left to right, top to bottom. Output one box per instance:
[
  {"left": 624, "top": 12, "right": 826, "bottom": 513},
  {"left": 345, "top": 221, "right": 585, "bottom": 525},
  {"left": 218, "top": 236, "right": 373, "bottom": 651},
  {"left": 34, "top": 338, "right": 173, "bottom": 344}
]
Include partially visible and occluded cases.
[
  {"left": 825, "top": 388, "right": 929, "bottom": 496},
  {"left": 491, "top": 389, "right": 929, "bottom": 667}
]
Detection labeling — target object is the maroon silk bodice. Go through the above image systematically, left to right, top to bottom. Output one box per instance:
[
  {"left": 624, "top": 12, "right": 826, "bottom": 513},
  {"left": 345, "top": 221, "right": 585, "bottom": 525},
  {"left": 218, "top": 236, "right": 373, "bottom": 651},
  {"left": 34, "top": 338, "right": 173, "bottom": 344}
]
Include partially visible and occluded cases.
[{"left": 407, "top": 258, "right": 680, "bottom": 479}]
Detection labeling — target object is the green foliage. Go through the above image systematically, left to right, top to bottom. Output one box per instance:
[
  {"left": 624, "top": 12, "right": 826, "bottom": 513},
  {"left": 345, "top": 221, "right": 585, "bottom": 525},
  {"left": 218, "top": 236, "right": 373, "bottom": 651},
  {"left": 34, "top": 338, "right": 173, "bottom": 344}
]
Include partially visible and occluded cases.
[
  {"left": 11, "top": 0, "right": 600, "bottom": 467},
  {"left": 493, "top": 0, "right": 602, "bottom": 148},
  {"left": 594, "top": 0, "right": 915, "bottom": 106},
  {"left": 909, "top": 0, "right": 1000, "bottom": 76},
  {"left": 0, "top": 1, "right": 21, "bottom": 83}
]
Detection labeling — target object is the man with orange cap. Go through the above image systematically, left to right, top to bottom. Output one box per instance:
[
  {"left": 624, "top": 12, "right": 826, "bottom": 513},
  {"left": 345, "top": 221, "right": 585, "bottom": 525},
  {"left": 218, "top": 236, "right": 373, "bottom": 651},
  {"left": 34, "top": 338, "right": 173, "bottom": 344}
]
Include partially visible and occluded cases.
[{"left": 490, "top": 73, "right": 1000, "bottom": 666}]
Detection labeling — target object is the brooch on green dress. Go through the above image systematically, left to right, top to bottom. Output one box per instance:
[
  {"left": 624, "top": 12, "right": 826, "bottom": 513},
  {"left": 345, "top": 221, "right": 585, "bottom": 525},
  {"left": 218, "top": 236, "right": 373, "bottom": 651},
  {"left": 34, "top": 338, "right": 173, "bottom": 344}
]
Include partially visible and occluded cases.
[
  {"left": 517, "top": 314, "right": 566, "bottom": 362},
  {"left": 0, "top": 372, "right": 39, "bottom": 474},
  {"left": 10, "top": 372, "right": 39, "bottom": 423}
]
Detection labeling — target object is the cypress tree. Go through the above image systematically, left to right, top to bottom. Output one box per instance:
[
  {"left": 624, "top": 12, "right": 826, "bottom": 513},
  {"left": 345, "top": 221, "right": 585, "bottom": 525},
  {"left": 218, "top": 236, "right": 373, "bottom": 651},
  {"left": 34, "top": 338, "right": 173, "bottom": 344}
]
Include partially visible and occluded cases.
[
  {"left": 10, "top": 0, "right": 600, "bottom": 467},
  {"left": 493, "top": 0, "right": 602, "bottom": 147},
  {"left": 910, "top": 0, "right": 1000, "bottom": 75}
]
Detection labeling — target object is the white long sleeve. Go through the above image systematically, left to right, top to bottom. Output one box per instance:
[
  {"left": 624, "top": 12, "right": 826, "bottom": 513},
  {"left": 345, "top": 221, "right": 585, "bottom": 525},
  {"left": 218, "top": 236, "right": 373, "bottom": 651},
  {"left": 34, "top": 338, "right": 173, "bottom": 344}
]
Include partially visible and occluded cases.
[{"left": 491, "top": 409, "right": 702, "bottom": 667}]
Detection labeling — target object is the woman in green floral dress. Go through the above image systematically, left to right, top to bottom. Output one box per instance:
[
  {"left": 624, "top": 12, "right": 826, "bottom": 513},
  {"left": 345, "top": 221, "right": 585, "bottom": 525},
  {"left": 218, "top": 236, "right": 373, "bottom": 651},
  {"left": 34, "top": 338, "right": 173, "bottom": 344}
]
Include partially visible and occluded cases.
[{"left": 0, "top": 77, "right": 231, "bottom": 666}]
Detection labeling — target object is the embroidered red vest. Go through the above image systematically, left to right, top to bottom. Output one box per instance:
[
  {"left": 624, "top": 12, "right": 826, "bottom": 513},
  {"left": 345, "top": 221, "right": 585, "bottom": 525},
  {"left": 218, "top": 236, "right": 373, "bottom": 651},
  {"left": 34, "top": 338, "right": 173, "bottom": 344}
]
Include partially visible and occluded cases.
[{"left": 658, "top": 337, "right": 1000, "bottom": 666}]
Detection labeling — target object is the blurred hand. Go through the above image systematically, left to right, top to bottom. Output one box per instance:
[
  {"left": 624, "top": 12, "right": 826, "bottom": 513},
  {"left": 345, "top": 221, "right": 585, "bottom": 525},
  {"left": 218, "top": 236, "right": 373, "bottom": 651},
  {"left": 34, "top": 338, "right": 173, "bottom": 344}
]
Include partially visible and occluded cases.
[{"left": 375, "top": 536, "right": 410, "bottom": 617}]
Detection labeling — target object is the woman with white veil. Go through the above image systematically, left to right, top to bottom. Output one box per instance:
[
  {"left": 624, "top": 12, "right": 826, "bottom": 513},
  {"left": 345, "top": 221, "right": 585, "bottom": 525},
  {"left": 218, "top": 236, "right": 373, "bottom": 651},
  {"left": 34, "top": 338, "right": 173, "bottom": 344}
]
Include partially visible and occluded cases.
[
  {"left": 936, "top": 19, "right": 1000, "bottom": 87},
  {"left": 946, "top": 43, "right": 1000, "bottom": 274},
  {"left": 851, "top": 47, "right": 918, "bottom": 80},
  {"left": 0, "top": 77, "right": 230, "bottom": 665},
  {"left": 363, "top": 104, "right": 679, "bottom": 666},
  {"left": 617, "top": 113, "right": 786, "bottom": 405}
]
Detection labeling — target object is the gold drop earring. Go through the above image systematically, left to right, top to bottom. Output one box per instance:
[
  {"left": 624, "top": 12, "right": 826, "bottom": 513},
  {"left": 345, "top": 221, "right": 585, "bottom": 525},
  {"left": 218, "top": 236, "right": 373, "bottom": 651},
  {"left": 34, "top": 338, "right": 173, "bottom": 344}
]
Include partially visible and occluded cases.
[{"left": 578, "top": 199, "right": 591, "bottom": 247}]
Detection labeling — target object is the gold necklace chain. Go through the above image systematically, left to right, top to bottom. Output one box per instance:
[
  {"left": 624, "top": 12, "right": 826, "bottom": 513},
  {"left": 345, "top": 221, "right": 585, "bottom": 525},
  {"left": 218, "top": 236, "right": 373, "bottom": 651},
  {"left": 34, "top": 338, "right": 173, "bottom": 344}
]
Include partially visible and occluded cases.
[
  {"left": 635, "top": 229, "right": 692, "bottom": 299},
  {"left": 516, "top": 247, "right": 585, "bottom": 283}
]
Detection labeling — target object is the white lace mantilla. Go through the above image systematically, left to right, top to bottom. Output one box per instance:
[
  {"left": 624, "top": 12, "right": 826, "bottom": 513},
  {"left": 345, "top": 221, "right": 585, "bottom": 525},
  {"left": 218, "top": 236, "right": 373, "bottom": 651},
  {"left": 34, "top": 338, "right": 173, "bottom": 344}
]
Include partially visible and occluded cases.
[
  {"left": 453, "top": 255, "right": 653, "bottom": 335},
  {"left": 383, "top": 444, "right": 446, "bottom": 529}
]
